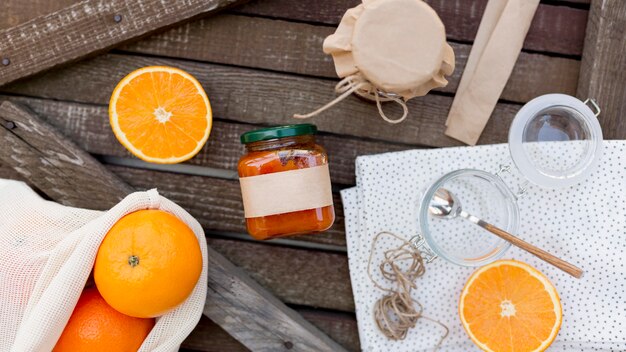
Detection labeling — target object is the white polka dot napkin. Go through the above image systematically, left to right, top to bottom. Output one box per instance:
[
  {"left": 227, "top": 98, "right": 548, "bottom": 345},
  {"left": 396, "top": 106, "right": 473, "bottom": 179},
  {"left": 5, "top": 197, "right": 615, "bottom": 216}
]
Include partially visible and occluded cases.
[{"left": 341, "top": 141, "right": 626, "bottom": 351}]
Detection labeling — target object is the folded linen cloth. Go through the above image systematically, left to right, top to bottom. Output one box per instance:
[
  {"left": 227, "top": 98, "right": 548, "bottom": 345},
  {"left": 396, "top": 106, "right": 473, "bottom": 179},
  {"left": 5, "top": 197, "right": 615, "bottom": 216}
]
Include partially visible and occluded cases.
[{"left": 341, "top": 141, "right": 626, "bottom": 351}]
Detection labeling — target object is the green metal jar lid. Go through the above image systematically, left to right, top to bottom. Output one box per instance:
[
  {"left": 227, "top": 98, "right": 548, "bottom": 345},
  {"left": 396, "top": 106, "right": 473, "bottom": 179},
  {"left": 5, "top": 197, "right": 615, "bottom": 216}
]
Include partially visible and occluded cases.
[{"left": 240, "top": 124, "right": 318, "bottom": 144}]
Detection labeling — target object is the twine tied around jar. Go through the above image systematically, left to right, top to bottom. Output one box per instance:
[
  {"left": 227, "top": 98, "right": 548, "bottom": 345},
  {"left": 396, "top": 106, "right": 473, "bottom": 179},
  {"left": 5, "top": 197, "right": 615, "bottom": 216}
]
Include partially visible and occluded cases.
[
  {"left": 293, "top": 74, "right": 409, "bottom": 124},
  {"left": 367, "top": 232, "right": 448, "bottom": 347}
]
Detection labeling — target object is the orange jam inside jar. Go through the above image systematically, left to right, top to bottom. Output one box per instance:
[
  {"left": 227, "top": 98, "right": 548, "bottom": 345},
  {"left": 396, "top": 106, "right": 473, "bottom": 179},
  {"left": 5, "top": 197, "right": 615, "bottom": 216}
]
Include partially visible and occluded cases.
[{"left": 238, "top": 124, "right": 335, "bottom": 240}]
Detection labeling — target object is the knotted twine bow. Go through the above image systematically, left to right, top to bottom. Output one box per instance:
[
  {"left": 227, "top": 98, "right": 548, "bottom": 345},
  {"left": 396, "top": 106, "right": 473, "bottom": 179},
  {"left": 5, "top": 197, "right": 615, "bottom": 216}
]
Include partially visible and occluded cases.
[
  {"left": 293, "top": 74, "right": 409, "bottom": 124},
  {"left": 367, "top": 232, "right": 448, "bottom": 347}
]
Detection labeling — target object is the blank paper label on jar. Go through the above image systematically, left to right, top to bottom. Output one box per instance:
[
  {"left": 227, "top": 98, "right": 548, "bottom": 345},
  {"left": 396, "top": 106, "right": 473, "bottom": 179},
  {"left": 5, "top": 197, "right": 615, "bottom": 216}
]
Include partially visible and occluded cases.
[{"left": 239, "top": 164, "right": 333, "bottom": 218}]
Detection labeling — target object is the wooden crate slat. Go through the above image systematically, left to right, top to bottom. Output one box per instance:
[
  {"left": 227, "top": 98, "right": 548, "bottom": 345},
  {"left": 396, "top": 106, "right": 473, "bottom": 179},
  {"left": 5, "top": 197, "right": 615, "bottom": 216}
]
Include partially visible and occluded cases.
[
  {"left": 0, "top": 0, "right": 245, "bottom": 86},
  {"left": 0, "top": 0, "right": 591, "bottom": 68},
  {"left": 1, "top": 0, "right": 79, "bottom": 29},
  {"left": 235, "top": 0, "right": 588, "bottom": 56},
  {"left": 576, "top": 0, "right": 626, "bottom": 139},
  {"left": 119, "top": 14, "right": 580, "bottom": 104},
  {"left": 1, "top": 53, "right": 521, "bottom": 146},
  {"left": 1, "top": 95, "right": 409, "bottom": 187},
  {"left": 0, "top": 101, "right": 133, "bottom": 208},
  {"left": 0, "top": 102, "right": 348, "bottom": 351},
  {"left": 0, "top": 161, "right": 27, "bottom": 180},
  {"left": 204, "top": 236, "right": 353, "bottom": 313},
  {"left": 202, "top": 237, "right": 349, "bottom": 351},
  {"left": 296, "top": 309, "right": 359, "bottom": 352},
  {"left": 184, "top": 310, "right": 359, "bottom": 352},
  {"left": 183, "top": 315, "right": 249, "bottom": 352}
]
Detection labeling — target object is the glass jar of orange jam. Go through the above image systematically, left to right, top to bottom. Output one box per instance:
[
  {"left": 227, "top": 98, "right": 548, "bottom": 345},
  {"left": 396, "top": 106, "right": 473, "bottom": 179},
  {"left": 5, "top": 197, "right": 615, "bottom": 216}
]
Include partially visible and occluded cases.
[{"left": 238, "top": 124, "right": 335, "bottom": 240}]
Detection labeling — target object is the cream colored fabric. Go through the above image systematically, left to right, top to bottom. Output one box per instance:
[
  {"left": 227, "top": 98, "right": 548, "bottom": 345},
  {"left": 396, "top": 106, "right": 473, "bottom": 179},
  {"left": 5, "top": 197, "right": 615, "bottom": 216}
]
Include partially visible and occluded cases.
[
  {"left": 324, "top": 0, "right": 454, "bottom": 100},
  {"left": 445, "top": 0, "right": 540, "bottom": 145},
  {"left": 0, "top": 179, "right": 208, "bottom": 352}
]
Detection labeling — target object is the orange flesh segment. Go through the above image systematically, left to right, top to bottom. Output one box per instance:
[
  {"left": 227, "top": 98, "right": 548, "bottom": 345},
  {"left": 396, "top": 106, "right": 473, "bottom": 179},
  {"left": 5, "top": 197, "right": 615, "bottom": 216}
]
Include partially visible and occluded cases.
[
  {"left": 110, "top": 66, "right": 211, "bottom": 163},
  {"left": 460, "top": 260, "right": 562, "bottom": 352}
]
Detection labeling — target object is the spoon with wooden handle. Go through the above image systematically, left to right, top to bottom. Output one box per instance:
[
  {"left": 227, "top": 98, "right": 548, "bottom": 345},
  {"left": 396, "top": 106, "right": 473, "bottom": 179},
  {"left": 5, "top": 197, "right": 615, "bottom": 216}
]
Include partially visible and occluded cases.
[{"left": 429, "top": 188, "right": 583, "bottom": 278}]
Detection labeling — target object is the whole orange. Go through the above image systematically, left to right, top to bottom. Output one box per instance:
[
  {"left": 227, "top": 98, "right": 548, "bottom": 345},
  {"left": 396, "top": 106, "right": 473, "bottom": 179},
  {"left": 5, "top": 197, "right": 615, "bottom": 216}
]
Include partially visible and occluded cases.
[
  {"left": 94, "top": 210, "right": 202, "bottom": 318},
  {"left": 54, "top": 287, "right": 154, "bottom": 352}
]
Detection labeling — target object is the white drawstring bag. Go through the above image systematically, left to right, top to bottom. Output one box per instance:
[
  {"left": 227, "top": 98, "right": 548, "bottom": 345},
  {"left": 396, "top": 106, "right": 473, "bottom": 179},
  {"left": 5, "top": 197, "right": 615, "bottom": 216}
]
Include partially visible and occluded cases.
[{"left": 0, "top": 179, "right": 208, "bottom": 352}]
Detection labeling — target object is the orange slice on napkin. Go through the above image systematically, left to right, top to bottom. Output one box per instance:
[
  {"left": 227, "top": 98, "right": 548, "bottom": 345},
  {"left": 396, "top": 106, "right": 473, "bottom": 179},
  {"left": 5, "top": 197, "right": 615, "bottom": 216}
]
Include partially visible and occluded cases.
[
  {"left": 109, "top": 66, "right": 212, "bottom": 164},
  {"left": 459, "top": 260, "right": 562, "bottom": 352}
]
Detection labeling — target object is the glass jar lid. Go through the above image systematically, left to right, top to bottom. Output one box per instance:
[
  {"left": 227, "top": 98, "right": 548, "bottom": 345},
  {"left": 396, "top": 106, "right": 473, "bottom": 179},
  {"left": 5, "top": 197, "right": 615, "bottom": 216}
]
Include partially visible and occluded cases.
[
  {"left": 508, "top": 94, "right": 603, "bottom": 189},
  {"left": 419, "top": 169, "right": 518, "bottom": 266}
]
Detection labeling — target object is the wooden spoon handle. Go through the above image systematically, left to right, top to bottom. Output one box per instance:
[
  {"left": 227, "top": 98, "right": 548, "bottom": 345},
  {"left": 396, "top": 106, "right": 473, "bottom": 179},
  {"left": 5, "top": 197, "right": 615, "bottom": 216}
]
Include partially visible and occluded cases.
[{"left": 473, "top": 218, "right": 583, "bottom": 278}]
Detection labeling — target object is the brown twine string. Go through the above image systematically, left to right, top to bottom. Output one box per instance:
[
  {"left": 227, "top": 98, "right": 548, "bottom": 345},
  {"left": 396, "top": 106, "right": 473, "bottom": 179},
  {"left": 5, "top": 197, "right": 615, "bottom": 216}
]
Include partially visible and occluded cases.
[
  {"left": 293, "top": 74, "right": 409, "bottom": 124},
  {"left": 367, "top": 232, "right": 449, "bottom": 349}
]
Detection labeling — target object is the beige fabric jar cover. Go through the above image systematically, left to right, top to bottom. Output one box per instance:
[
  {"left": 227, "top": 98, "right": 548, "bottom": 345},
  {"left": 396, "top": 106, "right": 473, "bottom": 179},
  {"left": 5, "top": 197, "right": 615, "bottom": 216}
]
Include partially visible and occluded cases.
[{"left": 295, "top": 0, "right": 455, "bottom": 123}]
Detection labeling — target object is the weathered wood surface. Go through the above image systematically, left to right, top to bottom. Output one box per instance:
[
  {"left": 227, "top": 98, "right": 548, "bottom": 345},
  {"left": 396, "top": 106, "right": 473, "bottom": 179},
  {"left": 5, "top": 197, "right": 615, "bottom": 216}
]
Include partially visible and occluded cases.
[
  {"left": 0, "top": 0, "right": 245, "bottom": 86},
  {"left": 0, "top": 0, "right": 590, "bottom": 58},
  {"left": 0, "top": 0, "right": 615, "bottom": 350},
  {"left": 1, "top": 0, "right": 78, "bottom": 28},
  {"left": 236, "top": 0, "right": 588, "bottom": 55},
  {"left": 577, "top": 0, "right": 626, "bottom": 140},
  {"left": 120, "top": 14, "right": 580, "bottom": 104},
  {"left": 1, "top": 53, "right": 519, "bottom": 147},
  {"left": 0, "top": 95, "right": 409, "bottom": 187},
  {"left": 0, "top": 101, "right": 133, "bottom": 209},
  {"left": 0, "top": 105, "right": 349, "bottom": 351},
  {"left": 0, "top": 161, "right": 28, "bottom": 183},
  {"left": 200, "top": 237, "right": 351, "bottom": 313},
  {"left": 202, "top": 238, "right": 348, "bottom": 351},
  {"left": 212, "top": 245, "right": 343, "bottom": 314},
  {"left": 296, "top": 309, "right": 359, "bottom": 352},
  {"left": 183, "top": 310, "right": 359, "bottom": 352},
  {"left": 183, "top": 316, "right": 249, "bottom": 352}
]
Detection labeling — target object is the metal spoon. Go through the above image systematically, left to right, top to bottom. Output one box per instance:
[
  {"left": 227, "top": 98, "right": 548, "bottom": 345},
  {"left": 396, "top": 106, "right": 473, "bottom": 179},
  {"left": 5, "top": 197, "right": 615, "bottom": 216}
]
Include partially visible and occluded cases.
[{"left": 429, "top": 188, "right": 583, "bottom": 278}]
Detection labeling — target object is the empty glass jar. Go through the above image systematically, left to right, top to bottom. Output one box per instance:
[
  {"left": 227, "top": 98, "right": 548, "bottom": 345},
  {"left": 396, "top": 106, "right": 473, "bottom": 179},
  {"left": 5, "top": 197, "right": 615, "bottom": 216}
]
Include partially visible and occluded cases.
[{"left": 415, "top": 94, "right": 603, "bottom": 266}]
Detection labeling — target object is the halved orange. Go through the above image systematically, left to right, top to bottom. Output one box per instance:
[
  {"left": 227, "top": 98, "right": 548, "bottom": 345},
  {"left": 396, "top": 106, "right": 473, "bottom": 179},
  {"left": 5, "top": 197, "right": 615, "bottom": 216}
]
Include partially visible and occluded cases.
[
  {"left": 109, "top": 66, "right": 212, "bottom": 164},
  {"left": 459, "top": 260, "right": 562, "bottom": 352}
]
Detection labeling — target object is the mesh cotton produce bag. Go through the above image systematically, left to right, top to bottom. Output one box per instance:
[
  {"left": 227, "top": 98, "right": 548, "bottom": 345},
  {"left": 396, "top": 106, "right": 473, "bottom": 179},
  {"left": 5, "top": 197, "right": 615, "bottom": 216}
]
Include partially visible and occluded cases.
[{"left": 0, "top": 179, "right": 208, "bottom": 352}]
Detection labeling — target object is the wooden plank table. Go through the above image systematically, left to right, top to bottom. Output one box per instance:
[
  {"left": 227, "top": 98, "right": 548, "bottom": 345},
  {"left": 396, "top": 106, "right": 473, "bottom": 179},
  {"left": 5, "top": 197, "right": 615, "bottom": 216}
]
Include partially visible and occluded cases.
[{"left": 1, "top": 0, "right": 624, "bottom": 351}]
